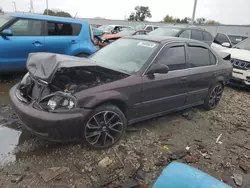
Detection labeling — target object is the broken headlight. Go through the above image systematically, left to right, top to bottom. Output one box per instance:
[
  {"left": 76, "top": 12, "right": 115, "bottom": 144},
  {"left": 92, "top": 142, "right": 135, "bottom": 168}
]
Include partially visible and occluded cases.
[{"left": 39, "top": 92, "right": 77, "bottom": 111}]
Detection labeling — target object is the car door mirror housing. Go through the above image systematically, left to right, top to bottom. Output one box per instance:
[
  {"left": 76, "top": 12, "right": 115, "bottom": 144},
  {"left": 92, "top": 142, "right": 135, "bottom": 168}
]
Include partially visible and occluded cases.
[
  {"left": 1, "top": 29, "right": 13, "bottom": 36},
  {"left": 221, "top": 42, "right": 230, "bottom": 48},
  {"left": 147, "top": 64, "right": 169, "bottom": 75}
]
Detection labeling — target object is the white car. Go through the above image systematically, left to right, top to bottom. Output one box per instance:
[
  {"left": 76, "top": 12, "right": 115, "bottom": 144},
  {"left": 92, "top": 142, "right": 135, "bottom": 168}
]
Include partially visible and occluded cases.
[{"left": 212, "top": 35, "right": 250, "bottom": 87}]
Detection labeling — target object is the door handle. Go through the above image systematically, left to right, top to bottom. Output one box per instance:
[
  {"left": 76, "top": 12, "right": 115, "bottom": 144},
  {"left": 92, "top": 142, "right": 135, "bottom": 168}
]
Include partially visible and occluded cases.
[
  {"left": 70, "top": 40, "right": 77, "bottom": 44},
  {"left": 32, "top": 41, "right": 42, "bottom": 46},
  {"left": 180, "top": 76, "right": 187, "bottom": 81}
]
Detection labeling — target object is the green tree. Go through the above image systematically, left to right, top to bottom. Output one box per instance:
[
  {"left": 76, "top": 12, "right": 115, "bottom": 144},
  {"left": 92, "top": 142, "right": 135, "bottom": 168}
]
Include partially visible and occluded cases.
[
  {"left": 128, "top": 6, "right": 152, "bottom": 21},
  {"left": 43, "top": 9, "right": 72, "bottom": 18},
  {"left": 163, "top": 15, "right": 176, "bottom": 23},
  {"left": 180, "top": 17, "right": 189, "bottom": 24},
  {"left": 195, "top": 17, "right": 206, "bottom": 24},
  {"left": 206, "top": 20, "right": 220, "bottom": 25}
]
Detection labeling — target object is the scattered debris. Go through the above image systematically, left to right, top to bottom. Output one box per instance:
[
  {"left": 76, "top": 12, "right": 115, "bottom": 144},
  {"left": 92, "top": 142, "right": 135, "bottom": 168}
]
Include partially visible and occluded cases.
[
  {"left": 182, "top": 111, "right": 193, "bottom": 120},
  {"left": 216, "top": 134, "right": 223, "bottom": 144},
  {"left": 163, "top": 145, "right": 169, "bottom": 151},
  {"left": 185, "top": 146, "right": 190, "bottom": 151},
  {"left": 114, "top": 149, "right": 125, "bottom": 168},
  {"left": 170, "top": 150, "right": 188, "bottom": 160},
  {"left": 98, "top": 157, "right": 113, "bottom": 168},
  {"left": 155, "top": 158, "right": 165, "bottom": 167},
  {"left": 97, "top": 166, "right": 109, "bottom": 185},
  {"left": 39, "top": 167, "right": 69, "bottom": 182},
  {"left": 233, "top": 173, "right": 243, "bottom": 187},
  {"left": 11, "top": 174, "right": 26, "bottom": 184}
]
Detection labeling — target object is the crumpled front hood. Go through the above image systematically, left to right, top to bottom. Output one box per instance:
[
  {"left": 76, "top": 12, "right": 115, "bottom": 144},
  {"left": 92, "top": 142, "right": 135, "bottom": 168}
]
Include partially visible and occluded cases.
[
  {"left": 221, "top": 48, "right": 250, "bottom": 62},
  {"left": 27, "top": 53, "right": 97, "bottom": 82}
]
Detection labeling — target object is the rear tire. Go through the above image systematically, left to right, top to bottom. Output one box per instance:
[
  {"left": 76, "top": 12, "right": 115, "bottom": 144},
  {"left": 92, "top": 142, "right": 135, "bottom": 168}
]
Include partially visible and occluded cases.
[
  {"left": 76, "top": 53, "right": 89, "bottom": 58},
  {"left": 203, "top": 83, "right": 224, "bottom": 110},
  {"left": 82, "top": 104, "right": 127, "bottom": 149}
]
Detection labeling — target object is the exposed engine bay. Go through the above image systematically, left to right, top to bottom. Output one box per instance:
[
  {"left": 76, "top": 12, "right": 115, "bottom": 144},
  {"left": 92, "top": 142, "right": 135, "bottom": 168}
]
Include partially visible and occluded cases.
[
  {"left": 18, "top": 66, "right": 128, "bottom": 112},
  {"left": 50, "top": 66, "right": 127, "bottom": 93}
]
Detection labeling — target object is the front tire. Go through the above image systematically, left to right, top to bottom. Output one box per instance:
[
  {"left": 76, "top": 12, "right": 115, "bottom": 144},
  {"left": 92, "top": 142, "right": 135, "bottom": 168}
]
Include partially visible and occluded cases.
[
  {"left": 203, "top": 83, "right": 224, "bottom": 110},
  {"left": 82, "top": 105, "right": 127, "bottom": 149}
]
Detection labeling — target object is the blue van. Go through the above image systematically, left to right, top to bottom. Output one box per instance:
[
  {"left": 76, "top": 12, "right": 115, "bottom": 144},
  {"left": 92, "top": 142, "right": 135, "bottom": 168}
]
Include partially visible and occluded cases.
[{"left": 0, "top": 14, "right": 97, "bottom": 71}]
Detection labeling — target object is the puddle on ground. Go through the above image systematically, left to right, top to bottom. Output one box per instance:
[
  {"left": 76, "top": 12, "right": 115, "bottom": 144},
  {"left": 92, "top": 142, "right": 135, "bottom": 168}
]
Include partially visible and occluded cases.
[
  {"left": 0, "top": 73, "right": 24, "bottom": 104},
  {"left": 0, "top": 122, "right": 69, "bottom": 166}
]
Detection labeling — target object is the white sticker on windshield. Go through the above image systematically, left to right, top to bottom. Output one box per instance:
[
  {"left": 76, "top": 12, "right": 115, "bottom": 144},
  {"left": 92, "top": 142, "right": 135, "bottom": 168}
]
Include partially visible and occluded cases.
[{"left": 137, "top": 41, "right": 156, "bottom": 48}]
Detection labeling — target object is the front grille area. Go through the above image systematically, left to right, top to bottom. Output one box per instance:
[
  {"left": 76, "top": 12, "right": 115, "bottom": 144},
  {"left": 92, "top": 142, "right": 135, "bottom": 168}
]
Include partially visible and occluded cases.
[{"left": 231, "top": 58, "right": 250, "bottom": 70}]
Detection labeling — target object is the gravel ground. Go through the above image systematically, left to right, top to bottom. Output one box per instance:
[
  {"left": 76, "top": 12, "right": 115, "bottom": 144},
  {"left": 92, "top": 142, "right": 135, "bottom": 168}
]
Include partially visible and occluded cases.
[{"left": 0, "top": 86, "right": 250, "bottom": 188}]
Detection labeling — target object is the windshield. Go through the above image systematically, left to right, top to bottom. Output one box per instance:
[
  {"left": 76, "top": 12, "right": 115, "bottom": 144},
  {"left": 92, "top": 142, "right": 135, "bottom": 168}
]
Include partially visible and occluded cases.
[
  {"left": 0, "top": 16, "right": 11, "bottom": 28},
  {"left": 104, "top": 25, "right": 115, "bottom": 32},
  {"left": 149, "top": 27, "right": 181, "bottom": 36},
  {"left": 118, "top": 30, "right": 135, "bottom": 36},
  {"left": 234, "top": 37, "right": 250, "bottom": 51},
  {"left": 90, "top": 38, "right": 158, "bottom": 74}
]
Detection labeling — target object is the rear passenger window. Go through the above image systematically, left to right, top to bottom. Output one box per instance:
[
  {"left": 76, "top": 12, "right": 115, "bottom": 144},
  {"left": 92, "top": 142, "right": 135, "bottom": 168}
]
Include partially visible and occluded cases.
[
  {"left": 47, "top": 22, "right": 81, "bottom": 36},
  {"left": 146, "top": 26, "right": 153, "bottom": 31},
  {"left": 179, "top": 30, "right": 191, "bottom": 39},
  {"left": 191, "top": 30, "right": 203, "bottom": 41},
  {"left": 203, "top": 32, "right": 212, "bottom": 41},
  {"left": 157, "top": 46, "right": 186, "bottom": 71},
  {"left": 188, "top": 46, "right": 210, "bottom": 67},
  {"left": 209, "top": 51, "right": 217, "bottom": 65}
]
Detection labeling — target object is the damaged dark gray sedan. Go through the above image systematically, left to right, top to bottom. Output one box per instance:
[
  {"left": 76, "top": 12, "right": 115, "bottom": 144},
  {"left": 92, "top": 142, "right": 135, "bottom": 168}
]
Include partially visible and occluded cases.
[{"left": 10, "top": 36, "right": 233, "bottom": 149}]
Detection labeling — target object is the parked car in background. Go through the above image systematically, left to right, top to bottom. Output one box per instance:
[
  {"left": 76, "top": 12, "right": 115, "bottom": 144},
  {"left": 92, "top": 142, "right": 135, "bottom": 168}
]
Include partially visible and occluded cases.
[
  {"left": 0, "top": 14, "right": 97, "bottom": 72},
  {"left": 135, "top": 24, "right": 159, "bottom": 31},
  {"left": 100, "top": 25, "right": 134, "bottom": 34},
  {"left": 149, "top": 26, "right": 214, "bottom": 46},
  {"left": 99, "top": 29, "right": 150, "bottom": 47},
  {"left": 212, "top": 32, "right": 248, "bottom": 50},
  {"left": 10, "top": 36, "right": 232, "bottom": 149},
  {"left": 212, "top": 37, "right": 250, "bottom": 88}
]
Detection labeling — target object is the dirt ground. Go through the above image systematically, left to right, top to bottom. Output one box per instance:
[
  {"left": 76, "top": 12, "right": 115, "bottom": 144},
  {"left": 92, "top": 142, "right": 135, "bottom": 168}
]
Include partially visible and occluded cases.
[{"left": 0, "top": 79, "right": 250, "bottom": 187}]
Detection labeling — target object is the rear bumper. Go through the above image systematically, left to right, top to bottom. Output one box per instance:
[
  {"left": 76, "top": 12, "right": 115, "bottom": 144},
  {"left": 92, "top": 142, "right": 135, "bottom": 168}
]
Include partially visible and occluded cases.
[
  {"left": 231, "top": 68, "right": 250, "bottom": 87},
  {"left": 9, "top": 84, "right": 92, "bottom": 142}
]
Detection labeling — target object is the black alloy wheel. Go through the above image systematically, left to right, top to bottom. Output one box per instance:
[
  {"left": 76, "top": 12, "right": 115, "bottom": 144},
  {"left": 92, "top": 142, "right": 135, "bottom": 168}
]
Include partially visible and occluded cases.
[
  {"left": 204, "top": 83, "right": 224, "bottom": 110},
  {"left": 84, "top": 105, "right": 126, "bottom": 149}
]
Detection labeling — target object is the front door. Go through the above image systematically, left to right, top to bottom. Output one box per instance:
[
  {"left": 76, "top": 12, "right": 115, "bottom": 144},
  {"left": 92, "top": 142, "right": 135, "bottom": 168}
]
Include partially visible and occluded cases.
[
  {"left": 0, "top": 18, "right": 45, "bottom": 70},
  {"left": 139, "top": 43, "right": 189, "bottom": 117},
  {"left": 186, "top": 44, "right": 218, "bottom": 104}
]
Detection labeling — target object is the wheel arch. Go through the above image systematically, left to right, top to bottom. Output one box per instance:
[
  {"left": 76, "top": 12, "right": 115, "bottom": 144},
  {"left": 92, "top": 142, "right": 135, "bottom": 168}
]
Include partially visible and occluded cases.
[{"left": 92, "top": 99, "right": 129, "bottom": 117}]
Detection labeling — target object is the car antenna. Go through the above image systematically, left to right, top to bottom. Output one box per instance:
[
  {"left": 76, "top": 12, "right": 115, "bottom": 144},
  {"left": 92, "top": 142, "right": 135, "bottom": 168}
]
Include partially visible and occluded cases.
[{"left": 74, "top": 12, "right": 78, "bottom": 19}]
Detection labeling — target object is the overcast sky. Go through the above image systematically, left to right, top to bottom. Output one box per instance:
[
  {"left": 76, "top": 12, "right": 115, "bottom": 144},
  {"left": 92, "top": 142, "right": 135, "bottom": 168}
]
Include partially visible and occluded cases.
[{"left": 1, "top": 0, "right": 250, "bottom": 25}]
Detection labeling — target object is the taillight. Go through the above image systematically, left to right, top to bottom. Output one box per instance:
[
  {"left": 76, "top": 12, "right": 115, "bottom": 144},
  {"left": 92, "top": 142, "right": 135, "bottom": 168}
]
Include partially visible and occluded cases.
[{"left": 89, "top": 26, "right": 95, "bottom": 44}]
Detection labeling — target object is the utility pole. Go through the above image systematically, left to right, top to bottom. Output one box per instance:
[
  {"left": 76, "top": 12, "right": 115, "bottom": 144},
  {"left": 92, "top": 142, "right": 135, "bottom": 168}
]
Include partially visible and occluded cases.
[
  {"left": 30, "top": 0, "right": 34, "bottom": 13},
  {"left": 46, "top": 0, "right": 48, "bottom": 15},
  {"left": 191, "top": 0, "right": 198, "bottom": 24},
  {"left": 12, "top": 1, "right": 17, "bottom": 12}
]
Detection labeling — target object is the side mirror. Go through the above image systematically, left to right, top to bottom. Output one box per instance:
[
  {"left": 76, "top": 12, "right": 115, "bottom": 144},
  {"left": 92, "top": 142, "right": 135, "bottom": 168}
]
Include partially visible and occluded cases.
[
  {"left": 1, "top": 29, "right": 13, "bottom": 36},
  {"left": 221, "top": 42, "right": 230, "bottom": 48},
  {"left": 147, "top": 63, "right": 169, "bottom": 75}
]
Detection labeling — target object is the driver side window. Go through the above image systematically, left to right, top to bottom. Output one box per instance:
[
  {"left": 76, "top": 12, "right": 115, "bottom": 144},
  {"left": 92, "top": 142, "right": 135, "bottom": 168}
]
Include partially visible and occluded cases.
[
  {"left": 8, "top": 19, "right": 43, "bottom": 36},
  {"left": 157, "top": 45, "right": 186, "bottom": 71}
]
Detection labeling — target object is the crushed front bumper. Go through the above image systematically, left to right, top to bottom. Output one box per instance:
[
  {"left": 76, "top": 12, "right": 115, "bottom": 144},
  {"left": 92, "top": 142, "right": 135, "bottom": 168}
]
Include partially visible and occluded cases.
[
  {"left": 231, "top": 68, "right": 250, "bottom": 87},
  {"left": 9, "top": 84, "right": 92, "bottom": 142}
]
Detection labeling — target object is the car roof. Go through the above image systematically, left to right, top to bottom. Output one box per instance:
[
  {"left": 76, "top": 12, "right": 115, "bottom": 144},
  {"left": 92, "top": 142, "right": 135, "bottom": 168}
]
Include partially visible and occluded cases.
[
  {"left": 8, "top": 13, "right": 88, "bottom": 24},
  {"left": 161, "top": 26, "right": 207, "bottom": 31},
  {"left": 125, "top": 35, "right": 207, "bottom": 46}
]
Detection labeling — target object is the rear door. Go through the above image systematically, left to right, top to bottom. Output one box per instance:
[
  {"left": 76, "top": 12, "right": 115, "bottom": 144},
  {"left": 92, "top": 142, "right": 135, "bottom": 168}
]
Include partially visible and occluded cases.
[
  {"left": 0, "top": 18, "right": 45, "bottom": 70},
  {"left": 44, "top": 21, "right": 81, "bottom": 55},
  {"left": 140, "top": 43, "right": 189, "bottom": 117},
  {"left": 186, "top": 44, "right": 218, "bottom": 104}
]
